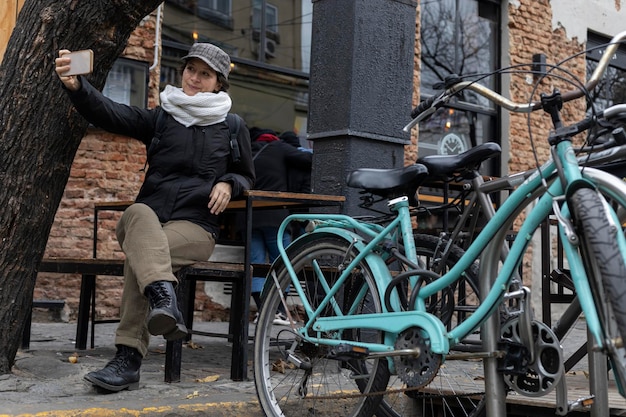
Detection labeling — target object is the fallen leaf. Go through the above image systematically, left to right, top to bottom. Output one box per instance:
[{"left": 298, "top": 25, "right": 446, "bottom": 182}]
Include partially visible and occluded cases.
[
  {"left": 186, "top": 341, "right": 203, "bottom": 350},
  {"left": 196, "top": 374, "right": 220, "bottom": 383},
  {"left": 186, "top": 390, "right": 199, "bottom": 399}
]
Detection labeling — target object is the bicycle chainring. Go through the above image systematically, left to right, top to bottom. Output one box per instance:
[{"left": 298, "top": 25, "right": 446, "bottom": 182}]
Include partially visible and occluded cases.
[
  {"left": 500, "top": 317, "right": 564, "bottom": 397},
  {"left": 393, "top": 326, "right": 442, "bottom": 388}
]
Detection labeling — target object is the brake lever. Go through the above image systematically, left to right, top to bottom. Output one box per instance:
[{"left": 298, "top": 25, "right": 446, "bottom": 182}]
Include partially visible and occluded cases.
[{"left": 402, "top": 93, "right": 449, "bottom": 132}]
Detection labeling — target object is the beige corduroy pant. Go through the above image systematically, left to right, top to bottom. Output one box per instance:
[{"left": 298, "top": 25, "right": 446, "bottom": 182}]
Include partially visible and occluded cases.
[{"left": 113, "top": 203, "right": 215, "bottom": 356}]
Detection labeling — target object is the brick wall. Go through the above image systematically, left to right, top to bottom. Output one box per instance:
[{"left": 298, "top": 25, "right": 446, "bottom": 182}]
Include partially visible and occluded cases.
[{"left": 507, "top": 1, "right": 586, "bottom": 170}]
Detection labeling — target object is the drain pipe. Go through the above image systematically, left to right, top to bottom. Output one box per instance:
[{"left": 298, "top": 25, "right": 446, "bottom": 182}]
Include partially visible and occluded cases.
[{"left": 149, "top": 3, "right": 163, "bottom": 72}]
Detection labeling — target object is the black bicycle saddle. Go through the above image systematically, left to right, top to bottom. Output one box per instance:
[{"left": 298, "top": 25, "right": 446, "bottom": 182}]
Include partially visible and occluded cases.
[
  {"left": 417, "top": 142, "right": 501, "bottom": 178},
  {"left": 347, "top": 164, "right": 429, "bottom": 198}
]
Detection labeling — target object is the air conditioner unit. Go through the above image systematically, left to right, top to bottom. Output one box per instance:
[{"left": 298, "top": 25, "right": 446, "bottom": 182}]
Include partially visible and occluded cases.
[{"left": 264, "top": 39, "right": 276, "bottom": 58}]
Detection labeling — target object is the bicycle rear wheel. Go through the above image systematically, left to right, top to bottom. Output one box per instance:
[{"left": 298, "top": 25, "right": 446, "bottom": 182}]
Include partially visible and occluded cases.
[
  {"left": 570, "top": 187, "right": 626, "bottom": 391},
  {"left": 254, "top": 233, "right": 389, "bottom": 417},
  {"left": 377, "top": 233, "right": 485, "bottom": 417}
]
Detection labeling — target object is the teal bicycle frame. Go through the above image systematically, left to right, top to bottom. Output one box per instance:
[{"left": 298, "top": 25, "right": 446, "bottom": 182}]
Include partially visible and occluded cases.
[{"left": 274, "top": 141, "right": 626, "bottom": 361}]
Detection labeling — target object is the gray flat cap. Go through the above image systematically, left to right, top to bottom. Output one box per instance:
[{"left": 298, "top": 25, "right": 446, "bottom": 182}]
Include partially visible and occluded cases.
[{"left": 182, "top": 43, "right": 231, "bottom": 78}]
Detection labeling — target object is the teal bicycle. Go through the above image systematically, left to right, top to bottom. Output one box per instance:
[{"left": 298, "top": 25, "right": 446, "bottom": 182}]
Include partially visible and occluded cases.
[{"left": 254, "top": 31, "right": 626, "bottom": 417}]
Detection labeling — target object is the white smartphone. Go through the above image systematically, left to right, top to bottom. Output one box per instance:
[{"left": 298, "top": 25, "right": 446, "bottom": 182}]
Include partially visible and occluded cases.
[{"left": 65, "top": 49, "right": 93, "bottom": 76}]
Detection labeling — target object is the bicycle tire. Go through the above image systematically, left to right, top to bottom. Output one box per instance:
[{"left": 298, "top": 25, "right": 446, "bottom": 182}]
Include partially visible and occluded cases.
[
  {"left": 570, "top": 187, "right": 626, "bottom": 385},
  {"left": 254, "top": 233, "right": 389, "bottom": 417},
  {"left": 376, "top": 233, "right": 486, "bottom": 417}
]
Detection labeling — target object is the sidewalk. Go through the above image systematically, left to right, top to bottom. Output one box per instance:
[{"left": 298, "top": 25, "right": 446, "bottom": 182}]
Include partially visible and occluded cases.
[{"left": 0, "top": 321, "right": 264, "bottom": 417}]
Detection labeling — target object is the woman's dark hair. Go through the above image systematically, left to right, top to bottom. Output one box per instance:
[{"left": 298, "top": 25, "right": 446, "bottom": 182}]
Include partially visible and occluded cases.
[
  {"left": 179, "top": 60, "right": 230, "bottom": 92},
  {"left": 217, "top": 73, "right": 230, "bottom": 92}
]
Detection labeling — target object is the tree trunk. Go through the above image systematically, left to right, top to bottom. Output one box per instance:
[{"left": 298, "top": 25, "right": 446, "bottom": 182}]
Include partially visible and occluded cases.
[{"left": 0, "top": 0, "right": 161, "bottom": 373}]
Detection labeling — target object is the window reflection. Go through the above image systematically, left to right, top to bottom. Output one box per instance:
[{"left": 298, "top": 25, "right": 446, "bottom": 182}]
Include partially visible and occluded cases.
[
  {"left": 418, "top": 0, "right": 500, "bottom": 180},
  {"left": 420, "top": 0, "right": 497, "bottom": 108},
  {"left": 587, "top": 33, "right": 626, "bottom": 109},
  {"left": 103, "top": 58, "right": 148, "bottom": 108}
]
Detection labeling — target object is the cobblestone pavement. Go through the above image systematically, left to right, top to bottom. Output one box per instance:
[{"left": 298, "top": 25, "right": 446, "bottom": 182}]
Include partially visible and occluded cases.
[{"left": 0, "top": 321, "right": 263, "bottom": 417}]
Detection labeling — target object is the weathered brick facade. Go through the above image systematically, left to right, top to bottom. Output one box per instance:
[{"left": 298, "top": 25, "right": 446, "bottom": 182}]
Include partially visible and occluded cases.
[
  {"left": 35, "top": 0, "right": 614, "bottom": 322},
  {"left": 507, "top": 1, "right": 586, "bottom": 169}
]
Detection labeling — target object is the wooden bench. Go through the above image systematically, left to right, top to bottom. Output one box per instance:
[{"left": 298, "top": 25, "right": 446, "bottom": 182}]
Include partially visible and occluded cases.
[
  {"left": 35, "top": 190, "right": 344, "bottom": 382},
  {"left": 35, "top": 256, "right": 258, "bottom": 382},
  {"left": 37, "top": 257, "right": 125, "bottom": 350}
]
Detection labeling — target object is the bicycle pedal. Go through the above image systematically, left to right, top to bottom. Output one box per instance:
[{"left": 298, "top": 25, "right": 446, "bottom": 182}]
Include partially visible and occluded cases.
[
  {"left": 497, "top": 340, "right": 530, "bottom": 375},
  {"left": 327, "top": 344, "right": 370, "bottom": 361},
  {"left": 568, "top": 395, "right": 594, "bottom": 412}
]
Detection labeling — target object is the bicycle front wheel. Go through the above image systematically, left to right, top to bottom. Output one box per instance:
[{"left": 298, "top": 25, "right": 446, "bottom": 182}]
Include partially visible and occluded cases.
[
  {"left": 570, "top": 187, "right": 626, "bottom": 389},
  {"left": 254, "top": 233, "right": 389, "bottom": 417}
]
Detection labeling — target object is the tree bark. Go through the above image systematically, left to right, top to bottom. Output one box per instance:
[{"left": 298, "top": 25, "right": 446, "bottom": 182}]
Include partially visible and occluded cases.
[{"left": 0, "top": 0, "right": 161, "bottom": 373}]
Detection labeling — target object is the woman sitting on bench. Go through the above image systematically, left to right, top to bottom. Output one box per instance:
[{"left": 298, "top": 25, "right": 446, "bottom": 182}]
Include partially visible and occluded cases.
[{"left": 54, "top": 43, "right": 255, "bottom": 393}]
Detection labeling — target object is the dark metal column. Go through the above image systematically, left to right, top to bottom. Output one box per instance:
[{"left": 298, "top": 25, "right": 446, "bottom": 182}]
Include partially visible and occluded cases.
[{"left": 308, "top": 0, "right": 417, "bottom": 215}]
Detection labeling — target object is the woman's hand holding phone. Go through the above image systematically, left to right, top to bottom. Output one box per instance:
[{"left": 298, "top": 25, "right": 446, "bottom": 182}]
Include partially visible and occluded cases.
[{"left": 55, "top": 49, "right": 93, "bottom": 92}]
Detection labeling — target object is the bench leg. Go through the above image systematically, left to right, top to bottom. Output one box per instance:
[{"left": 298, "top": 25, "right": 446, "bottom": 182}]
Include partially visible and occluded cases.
[
  {"left": 163, "top": 272, "right": 195, "bottom": 383},
  {"left": 174, "top": 273, "right": 195, "bottom": 341},
  {"left": 76, "top": 274, "right": 95, "bottom": 350},
  {"left": 230, "top": 279, "right": 246, "bottom": 381},
  {"left": 164, "top": 339, "right": 182, "bottom": 383}
]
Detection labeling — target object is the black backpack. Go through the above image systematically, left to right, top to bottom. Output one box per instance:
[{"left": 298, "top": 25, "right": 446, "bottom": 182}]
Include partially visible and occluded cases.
[{"left": 143, "top": 109, "right": 243, "bottom": 171}]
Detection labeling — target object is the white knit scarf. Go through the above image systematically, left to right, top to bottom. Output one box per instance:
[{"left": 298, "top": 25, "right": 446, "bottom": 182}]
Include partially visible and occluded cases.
[{"left": 159, "top": 85, "right": 232, "bottom": 127}]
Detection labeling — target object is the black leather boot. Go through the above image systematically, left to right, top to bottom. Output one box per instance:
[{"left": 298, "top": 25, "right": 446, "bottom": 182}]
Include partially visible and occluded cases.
[
  {"left": 144, "top": 280, "right": 188, "bottom": 340},
  {"left": 84, "top": 345, "right": 142, "bottom": 392}
]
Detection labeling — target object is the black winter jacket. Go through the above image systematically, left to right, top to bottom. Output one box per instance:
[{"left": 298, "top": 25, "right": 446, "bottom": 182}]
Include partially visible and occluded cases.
[
  {"left": 66, "top": 78, "right": 255, "bottom": 236},
  {"left": 250, "top": 140, "right": 312, "bottom": 228}
]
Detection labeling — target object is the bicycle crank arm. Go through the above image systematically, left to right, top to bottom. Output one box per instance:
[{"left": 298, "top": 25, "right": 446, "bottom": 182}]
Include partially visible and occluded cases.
[
  {"left": 369, "top": 348, "right": 505, "bottom": 361},
  {"left": 444, "top": 351, "right": 505, "bottom": 360}
]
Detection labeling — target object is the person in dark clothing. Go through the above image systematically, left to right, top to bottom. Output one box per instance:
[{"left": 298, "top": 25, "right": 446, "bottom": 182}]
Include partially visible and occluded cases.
[
  {"left": 55, "top": 43, "right": 254, "bottom": 392},
  {"left": 248, "top": 128, "right": 312, "bottom": 324},
  {"left": 279, "top": 131, "right": 312, "bottom": 194},
  {"left": 279, "top": 131, "right": 313, "bottom": 240}
]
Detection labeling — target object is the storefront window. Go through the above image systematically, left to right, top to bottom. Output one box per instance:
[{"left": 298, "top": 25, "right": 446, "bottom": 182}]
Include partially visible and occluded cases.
[
  {"left": 418, "top": 0, "right": 500, "bottom": 177},
  {"left": 587, "top": 32, "right": 626, "bottom": 110}
]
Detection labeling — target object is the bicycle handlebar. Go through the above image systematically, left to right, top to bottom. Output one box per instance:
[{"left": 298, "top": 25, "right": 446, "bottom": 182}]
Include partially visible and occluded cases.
[{"left": 404, "top": 30, "right": 626, "bottom": 132}]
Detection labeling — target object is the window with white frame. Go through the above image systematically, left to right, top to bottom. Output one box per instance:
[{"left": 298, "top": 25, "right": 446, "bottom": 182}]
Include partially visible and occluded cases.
[
  {"left": 196, "top": 0, "right": 232, "bottom": 27},
  {"left": 252, "top": 0, "right": 278, "bottom": 34},
  {"left": 103, "top": 58, "right": 148, "bottom": 108}
]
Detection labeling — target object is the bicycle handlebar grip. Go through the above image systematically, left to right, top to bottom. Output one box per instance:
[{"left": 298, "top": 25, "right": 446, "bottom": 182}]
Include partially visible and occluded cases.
[{"left": 411, "top": 95, "right": 438, "bottom": 119}]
